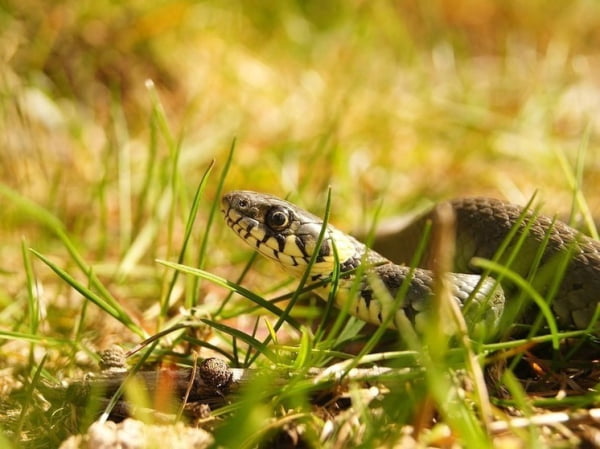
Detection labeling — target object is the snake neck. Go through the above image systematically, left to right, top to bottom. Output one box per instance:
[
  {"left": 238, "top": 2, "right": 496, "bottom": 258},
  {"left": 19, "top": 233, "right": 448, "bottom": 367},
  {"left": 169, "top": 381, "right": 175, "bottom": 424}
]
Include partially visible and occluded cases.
[{"left": 302, "top": 227, "right": 391, "bottom": 281}]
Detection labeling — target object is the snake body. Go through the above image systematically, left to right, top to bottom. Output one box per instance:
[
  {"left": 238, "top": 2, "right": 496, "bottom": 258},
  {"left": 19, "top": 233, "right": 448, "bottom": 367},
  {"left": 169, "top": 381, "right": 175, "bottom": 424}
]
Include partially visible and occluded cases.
[{"left": 221, "top": 191, "right": 600, "bottom": 333}]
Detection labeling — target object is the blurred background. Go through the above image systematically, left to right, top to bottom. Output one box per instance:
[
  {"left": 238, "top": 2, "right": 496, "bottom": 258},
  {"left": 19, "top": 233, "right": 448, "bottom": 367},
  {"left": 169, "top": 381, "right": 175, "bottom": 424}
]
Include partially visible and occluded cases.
[
  {"left": 1, "top": 0, "right": 600, "bottom": 347},
  {"left": 3, "top": 2, "right": 600, "bottom": 445}
]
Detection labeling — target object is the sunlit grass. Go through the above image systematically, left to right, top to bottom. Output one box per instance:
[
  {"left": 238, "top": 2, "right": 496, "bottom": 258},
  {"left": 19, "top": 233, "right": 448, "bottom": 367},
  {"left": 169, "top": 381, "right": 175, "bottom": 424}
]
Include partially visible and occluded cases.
[{"left": 1, "top": 0, "right": 600, "bottom": 447}]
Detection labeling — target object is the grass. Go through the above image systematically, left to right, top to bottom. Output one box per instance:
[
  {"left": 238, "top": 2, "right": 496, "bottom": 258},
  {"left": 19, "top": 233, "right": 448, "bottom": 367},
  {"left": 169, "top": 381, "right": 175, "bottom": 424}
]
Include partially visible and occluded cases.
[{"left": 1, "top": 1, "right": 600, "bottom": 448}]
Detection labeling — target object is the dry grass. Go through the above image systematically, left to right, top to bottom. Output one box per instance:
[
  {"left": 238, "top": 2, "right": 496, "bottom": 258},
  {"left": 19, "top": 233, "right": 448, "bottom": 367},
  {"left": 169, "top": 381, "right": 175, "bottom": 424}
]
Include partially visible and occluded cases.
[{"left": 1, "top": 1, "right": 600, "bottom": 448}]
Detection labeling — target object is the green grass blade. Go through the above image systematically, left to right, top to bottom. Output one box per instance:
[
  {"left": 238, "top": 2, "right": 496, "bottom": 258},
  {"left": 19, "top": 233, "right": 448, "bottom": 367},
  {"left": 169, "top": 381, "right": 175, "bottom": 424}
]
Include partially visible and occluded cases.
[
  {"left": 111, "top": 100, "right": 133, "bottom": 252},
  {"left": 133, "top": 102, "right": 159, "bottom": 232},
  {"left": 554, "top": 125, "right": 599, "bottom": 239},
  {"left": 189, "top": 138, "right": 236, "bottom": 307},
  {"left": 162, "top": 160, "right": 215, "bottom": 316},
  {"left": 0, "top": 184, "right": 118, "bottom": 306},
  {"left": 21, "top": 239, "right": 39, "bottom": 336},
  {"left": 31, "top": 249, "right": 146, "bottom": 337},
  {"left": 213, "top": 251, "right": 259, "bottom": 317},
  {"left": 472, "top": 257, "right": 559, "bottom": 348},
  {"left": 157, "top": 259, "right": 300, "bottom": 329},
  {"left": 198, "top": 318, "right": 277, "bottom": 361},
  {"left": 0, "top": 330, "right": 74, "bottom": 346},
  {"left": 180, "top": 334, "right": 238, "bottom": 361},
  {"left": 15, "top": 354, "right": 48, "bottom": 438}
]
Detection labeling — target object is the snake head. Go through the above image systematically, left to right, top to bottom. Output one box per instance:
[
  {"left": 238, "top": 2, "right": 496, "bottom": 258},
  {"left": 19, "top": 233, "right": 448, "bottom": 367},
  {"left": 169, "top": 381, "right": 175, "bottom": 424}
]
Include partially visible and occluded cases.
[{"left": 221, "top": 190, "right": 360, "bottom": 277}]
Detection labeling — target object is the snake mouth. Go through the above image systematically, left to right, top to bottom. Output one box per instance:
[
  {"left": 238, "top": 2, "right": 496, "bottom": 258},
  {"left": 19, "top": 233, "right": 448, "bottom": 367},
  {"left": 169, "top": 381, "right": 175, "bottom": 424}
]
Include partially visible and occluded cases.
[
  {"left": 222, "top": 191, "right": 297, "bottom": 267},
  {"left": 222, "top": 191, "right": 335, "bottom": 274},
  {"left": 220, "top": 193, "right": 235, "bottom": 219},
  {"left": 221, "top": 193, "right": 252, "bottom": 234}
]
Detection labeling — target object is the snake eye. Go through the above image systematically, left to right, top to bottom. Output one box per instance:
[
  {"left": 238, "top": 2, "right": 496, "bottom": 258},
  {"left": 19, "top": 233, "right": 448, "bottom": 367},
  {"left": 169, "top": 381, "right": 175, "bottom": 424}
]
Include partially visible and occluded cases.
[
  {"left": 236, "top": 199, "right": 249, "bottom": 209},
  {"left": 266, "top": 207, "right": 290, "bottom": 230}
]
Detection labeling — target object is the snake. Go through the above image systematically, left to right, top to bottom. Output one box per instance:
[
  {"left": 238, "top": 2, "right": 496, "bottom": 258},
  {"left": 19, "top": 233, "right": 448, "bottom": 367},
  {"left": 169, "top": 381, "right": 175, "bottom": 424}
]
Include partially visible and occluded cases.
[{"left": 221, "top": 190, "right": 600, "bottom": 335}]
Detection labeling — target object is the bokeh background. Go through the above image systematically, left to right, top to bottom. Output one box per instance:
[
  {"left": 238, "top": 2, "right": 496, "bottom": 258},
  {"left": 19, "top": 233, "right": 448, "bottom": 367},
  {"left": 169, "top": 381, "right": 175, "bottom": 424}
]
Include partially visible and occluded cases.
[
  {"left": 2, "top": 0, "right": 600, "bottom": 363},
  {"left": 2, "top": 1, "right": 600, "bottom": 446}
]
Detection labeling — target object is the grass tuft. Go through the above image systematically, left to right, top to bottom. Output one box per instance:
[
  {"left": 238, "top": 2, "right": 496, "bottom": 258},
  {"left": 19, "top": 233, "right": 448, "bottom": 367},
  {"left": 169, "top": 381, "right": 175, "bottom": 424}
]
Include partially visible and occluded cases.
[{"left": 1, "top": 1, "right": 600, "bottom": 447}]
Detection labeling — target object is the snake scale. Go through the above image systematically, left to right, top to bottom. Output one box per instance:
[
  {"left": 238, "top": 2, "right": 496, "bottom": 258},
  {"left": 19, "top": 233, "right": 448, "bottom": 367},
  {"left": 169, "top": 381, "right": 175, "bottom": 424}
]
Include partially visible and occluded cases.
[{"left": 221, "top": 190, "right": 600, "bottom": 334}]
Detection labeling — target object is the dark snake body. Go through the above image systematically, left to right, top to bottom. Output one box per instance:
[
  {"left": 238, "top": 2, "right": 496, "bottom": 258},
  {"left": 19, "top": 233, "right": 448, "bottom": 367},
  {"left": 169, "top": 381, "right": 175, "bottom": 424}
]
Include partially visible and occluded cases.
[{"left": 221, "top": 191, "right": 600, "bottom": 333}]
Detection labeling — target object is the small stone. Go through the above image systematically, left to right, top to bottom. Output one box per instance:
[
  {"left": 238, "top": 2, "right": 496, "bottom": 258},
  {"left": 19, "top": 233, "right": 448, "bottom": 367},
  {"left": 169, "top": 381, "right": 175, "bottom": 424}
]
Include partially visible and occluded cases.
[
  {"left": 98, "top": 346, "right": 127, "bottom": 372},
  {"left": 198, "top": 358, "right": 232, "bottom": 391},
  {"left": 59, "top": 418, "right": 213, "bottom": 449}
]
